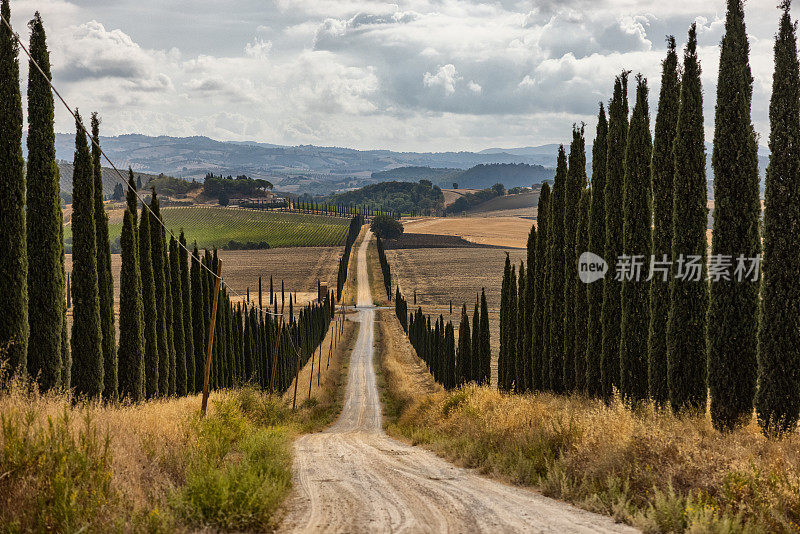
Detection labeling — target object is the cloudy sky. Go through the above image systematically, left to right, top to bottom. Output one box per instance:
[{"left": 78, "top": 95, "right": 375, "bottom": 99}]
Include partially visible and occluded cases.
[{"left": 5, "top": 0, "right": 787, "bottom": 152}]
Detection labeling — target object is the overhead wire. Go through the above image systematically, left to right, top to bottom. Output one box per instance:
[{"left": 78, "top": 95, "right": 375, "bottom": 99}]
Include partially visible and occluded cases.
[{"left": 0, "top": 11, "right": 343, "bottom": 318}]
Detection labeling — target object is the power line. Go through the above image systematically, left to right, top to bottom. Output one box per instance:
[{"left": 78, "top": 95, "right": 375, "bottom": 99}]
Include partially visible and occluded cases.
[{"left": 0, "top": 11, "right": 295, "bottom": 318}]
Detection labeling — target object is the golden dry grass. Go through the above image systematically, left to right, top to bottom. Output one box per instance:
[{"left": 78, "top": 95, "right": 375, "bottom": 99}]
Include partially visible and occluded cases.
[
  {"left": 401, "top": 216, "right": 533, "bottom": 248},
  {"left": 386, "top": 378, "right": 800, "bottom": 533}
]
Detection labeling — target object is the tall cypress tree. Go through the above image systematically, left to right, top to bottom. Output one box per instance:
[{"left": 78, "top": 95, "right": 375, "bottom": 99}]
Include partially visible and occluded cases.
[
  {"left": 0, "top": 0, "right": 27, "bottom": 375},
  {"left": 708, "top": 0, "right": 761, "bottom": 432},
  {"left": 757, "top": 1, "right": 800, "bottom": 437},
  {"left": 26, "top": 12, "right": 63, "bottom": 390},
  {"left": 668, "top": 24, "right": 708, "bottom": 414},
  {"left": 648, "top": 37, "right": 680, "bottom": 405},
  {"left": 601, "top": 72, "right": 629, "bottom": 399},
  {"left": 620, "top": 75, "right": 653, "bottom": 403},
  {"left": 586, "top": 105, "right": 607, "bottom": 397},
  {"left": 70, "top": 113, "right": 104, "bottom": 398},
  {"left": 91, "top": 113, "right": 116, "bottom": 400},
  {"left": 564, "top": 126, "right": 587, "bottom": 392},
  {"left": 548, "top": 146, "right": 568, "bottom": 393},
  {"left": 127, "top": 168, "right": 138, "bottom": 215},
  {"left": 532, "top": 183, "right": 550, "bottom": 391},
  {"left": 574, "top": 188, "right": 591, "bottom": 393},
  {"left": 149, "top": 190, "right": 170, "bottom": 396},
  {"left": 139, "top": 203, "right": 159, "bottom": 398},
  {"left": 118, "top": 208, "right": 145, "bottom": 402},
  {"left": 524, "top": 223, "right": 536, "bottom": 391},
  {"left": 164, "top": 232, "right": 176, "bottom": 395},
  {"left": 180, "top": 232, "right": 194, "bottom": 394},
  {"left": 169, "top": 236, "right": 187, "bottom": 396},
  {"left": 191, "top": 245, "right": 206, "bottom": 392},
  {"left": 499, "top": 258, "right": 510, "bottom": 390},
  {"left": 515, "top": 262, "right": 525, "bottom": 392},
  {"left": 479, "top": 289, "right": 490, "bottom": 385},
  {"left": 471, "top": 296, "right": 480, "bottom": 383},
  {"left": 457, "top": 304, "right": 471, "bottom": 385}
]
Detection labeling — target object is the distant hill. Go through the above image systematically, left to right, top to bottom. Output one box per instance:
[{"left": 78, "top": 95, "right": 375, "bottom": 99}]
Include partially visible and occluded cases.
[
  {"left": 56, "top": 160, "right": 160, "bottom": 200},
  {"left": 444, "top": 163, "right": 551, "bottom": 189},
  {"left": 371, "top": 166, "right": 458, "bottom": 182}
]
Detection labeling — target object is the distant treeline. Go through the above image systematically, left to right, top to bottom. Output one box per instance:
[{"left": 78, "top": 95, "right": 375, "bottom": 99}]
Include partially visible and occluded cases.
[{"left": 326, "top": 180, "right": 444, "bottom": 216}]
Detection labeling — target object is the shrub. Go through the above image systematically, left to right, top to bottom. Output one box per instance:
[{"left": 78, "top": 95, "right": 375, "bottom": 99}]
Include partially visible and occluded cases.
[{"left": 371, "top": 215, "right": 404, "bottom": 239}]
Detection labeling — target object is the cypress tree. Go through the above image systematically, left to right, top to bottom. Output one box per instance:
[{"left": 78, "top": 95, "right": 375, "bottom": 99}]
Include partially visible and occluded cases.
[
  {"left": 0, "top": 0, "right": 27, "bottom": 375},
  {"left": 708, "top": 0, "right": 761, "bottom": 432},
  {"left": 757, "top": 1, "right": 800, "bottom": 437},
  {"left": 26, "top": 12, "right": 63, "bottom": 390},
  {"left": 668, "top": 24, "right": 708, "bottom": 414},
  {"left": 649, "top": 37, "right": 680, "bottom": 405},
  {"left": 601, "top": 72, "right": 629, "bottom": 399},
  {"left": 620, "top": 75, "right": 653, "bottom": 403},
  {"left": 586, "top": 106, "right": 607, "bottom": 397},
  {"left": 70, "top": 113, "right": 104, "bottom": 398},
  {"left": 91, "top": 113, "right": 116, "bottom": 400},
  {"left": 564, "top": 126, "right": 587, "bottom": 392},
  {"left": 548, "top": 146, "right": 568, "bottom": 392},
  {"left": 127, "top": 168, "right": 138, "bottom": 215},
  {"left": 532, "top": 183, "right": 550, "bottom": 391},
  {"left": 574, "top": 188, "right": 591, "bottom": 393},
  {"left": 149, "top": 190, "right": 170, "bottom": 395},
  {"left": 139, "top": 204, "right": 159, "bottom": 398},
  {"left": 118, "top": 208, "right": 145, "bottom": 402},
  {"left": 524, "top": 223, "right": 536, "bottom": 391},
  {"left": 180, "top": 232, "right": 194, "bottom": 394},
  {"left": 164, "top": 233, "right": 176, "bottom": 395},
  {"left": 170, "top": 237, "right": 187, "bottom": 396},
  {"left": 192, "top": 248, "right": 203, "bottom": 389},
  {"left": 499, "top": 256, "right": 511, "bottom": 391},
  {"left": 515, "top": 262, "right": 525, "bottom": 392},
  {"left": 479, "top": 289, "right": 490, "bottom": 385},
  {"left": 471, "top": 297, "right": 480, "bottom": 382},
  {"left": 457, "top": 304, "right": 471, "bottom": 385}
]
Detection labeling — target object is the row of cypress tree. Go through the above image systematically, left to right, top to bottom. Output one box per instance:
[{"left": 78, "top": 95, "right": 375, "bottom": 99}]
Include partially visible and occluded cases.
[
  {"left": 496, "top": 1, "right": 800, "bottom": 437},
  {"left": 0, "top": 5, "right": 341, "bottom": 400},
  {"left": 291, "top": 200, "right": 399, "bottom": 220},
  {"left": 336, "top": 215, "right": 363, "bottom": 300},
  {"left": 376, "top": 235, "right": 392, "bottom": 300},
  {"left": 394, "top": 286, "right": 491, "bottom": 387}
]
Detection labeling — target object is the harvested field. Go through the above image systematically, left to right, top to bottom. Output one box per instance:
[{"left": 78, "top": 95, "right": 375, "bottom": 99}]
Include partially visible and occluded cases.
[
  {"left": 441, "top": 188, "right": 479, "bottom": 207},
  {"left": 469, "top": 190, "right": 539, "bottom": 216},
  {"left": 401, "top": 216, "right": 533, "bottom": 248},
  {"left": 383, "top": 233, "right": 502, "bottom": 249},
  {"left": 386, "top": 247, "right": 526, "bottom": 383}
]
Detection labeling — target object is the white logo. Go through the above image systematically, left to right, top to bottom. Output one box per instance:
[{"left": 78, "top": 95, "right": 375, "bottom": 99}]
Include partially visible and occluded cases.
[{"left": 579, "top": 252, "right": 608, "bottom": 283}]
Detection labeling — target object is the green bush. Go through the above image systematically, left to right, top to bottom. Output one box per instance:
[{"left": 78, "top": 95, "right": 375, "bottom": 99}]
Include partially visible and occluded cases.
[{"left": 371, "top": 215, "right": 404, "bottom": 239}]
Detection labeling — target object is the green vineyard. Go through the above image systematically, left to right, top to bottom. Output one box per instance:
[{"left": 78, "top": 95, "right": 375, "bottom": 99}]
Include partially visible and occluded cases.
[{"left": 65, "top": 206, "right": 352, "bottom": 249}]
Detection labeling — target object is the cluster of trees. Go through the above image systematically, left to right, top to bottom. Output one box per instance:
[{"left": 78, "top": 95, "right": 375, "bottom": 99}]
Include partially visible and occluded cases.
[
  {"left": 497, "top": 1, "right": 800, "bottom": 437},
  {"left": 0, "top": 6, "right": 334, "bottom": 400},
  {"left": 202, "top": 173, "right": 273, "bottom": 201},
  {"left": 326, "top": 180, "right": 444, "bottom": 215},
  {"left": 445, "top": 183, "right": 506, "bottom": 214},
  {"left": 336, "top": 215, "right": 363, "bottom": 300},
  {"left": 375, "top": 235, "right": 391, "bottom": 300},
  {"left": 394, "top": 287, "right": 491, "bottom": 387}
]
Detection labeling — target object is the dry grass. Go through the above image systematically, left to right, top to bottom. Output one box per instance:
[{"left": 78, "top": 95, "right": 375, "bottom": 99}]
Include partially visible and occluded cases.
[
  {"left": 401, "top": 216, "right": 533, "bottom": 248},
  {"left": 366, "top": 239, "right": 389, "bottom": 306},
  {"left": 374, "top": 310, "right": 442, "bottom": 421},
  {"left": 387, "top": 380, "right": 800, "bottom": 533}
]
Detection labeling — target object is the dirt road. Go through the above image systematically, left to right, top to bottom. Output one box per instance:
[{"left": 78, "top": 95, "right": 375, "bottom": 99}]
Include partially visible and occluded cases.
[{"left": 278, "top": 231, "right": 638, "bottom": 533}]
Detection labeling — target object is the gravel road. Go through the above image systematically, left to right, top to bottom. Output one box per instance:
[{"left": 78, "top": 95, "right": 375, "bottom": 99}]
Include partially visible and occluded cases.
[{"left": 278, "top": 231, "right": 638, "bottom": 533}]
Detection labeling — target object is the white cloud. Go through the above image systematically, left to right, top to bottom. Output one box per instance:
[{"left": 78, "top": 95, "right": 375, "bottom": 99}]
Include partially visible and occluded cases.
[
  {"left": 244, "top": 37, "right": 272, "bottom": 59},
  {"left": 423, "top": 64, "right": 461, "bottom": 95},
  {"left": 468, "top": 81, "right": 482, "bottom": 93}
]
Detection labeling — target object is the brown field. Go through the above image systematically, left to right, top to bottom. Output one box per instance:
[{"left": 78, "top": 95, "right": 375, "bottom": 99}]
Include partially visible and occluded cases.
[
  {"left": 441, "top": 188, "right": 479, "bottom": 207},
  {"left": 468, "top": 190, "right": 539, "bottom": 217},
  {"left": 401, "top": 216, "right": 533, "bottom": 249},
  {"left": 64, "top": 247, "right": 342, "bottom": 330},
  {"left": 386, "top": 247, "right": 526, "bottom": 382}
]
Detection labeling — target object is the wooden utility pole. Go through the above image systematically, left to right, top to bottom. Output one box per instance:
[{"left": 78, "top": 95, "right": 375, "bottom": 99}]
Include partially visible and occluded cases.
[{"left": 201, "top": 260, "right": 223, "bottom": 417}]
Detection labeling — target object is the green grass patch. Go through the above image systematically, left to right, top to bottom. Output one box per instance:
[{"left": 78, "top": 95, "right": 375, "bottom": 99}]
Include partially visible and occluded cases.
[{"left": 65, "top": 207, "right": 350, "bottom": 249}]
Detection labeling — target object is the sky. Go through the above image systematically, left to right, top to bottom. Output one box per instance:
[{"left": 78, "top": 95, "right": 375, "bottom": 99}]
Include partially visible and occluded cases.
[{"left": 4, "top": 0, "right": 788, "bottom": 152}]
